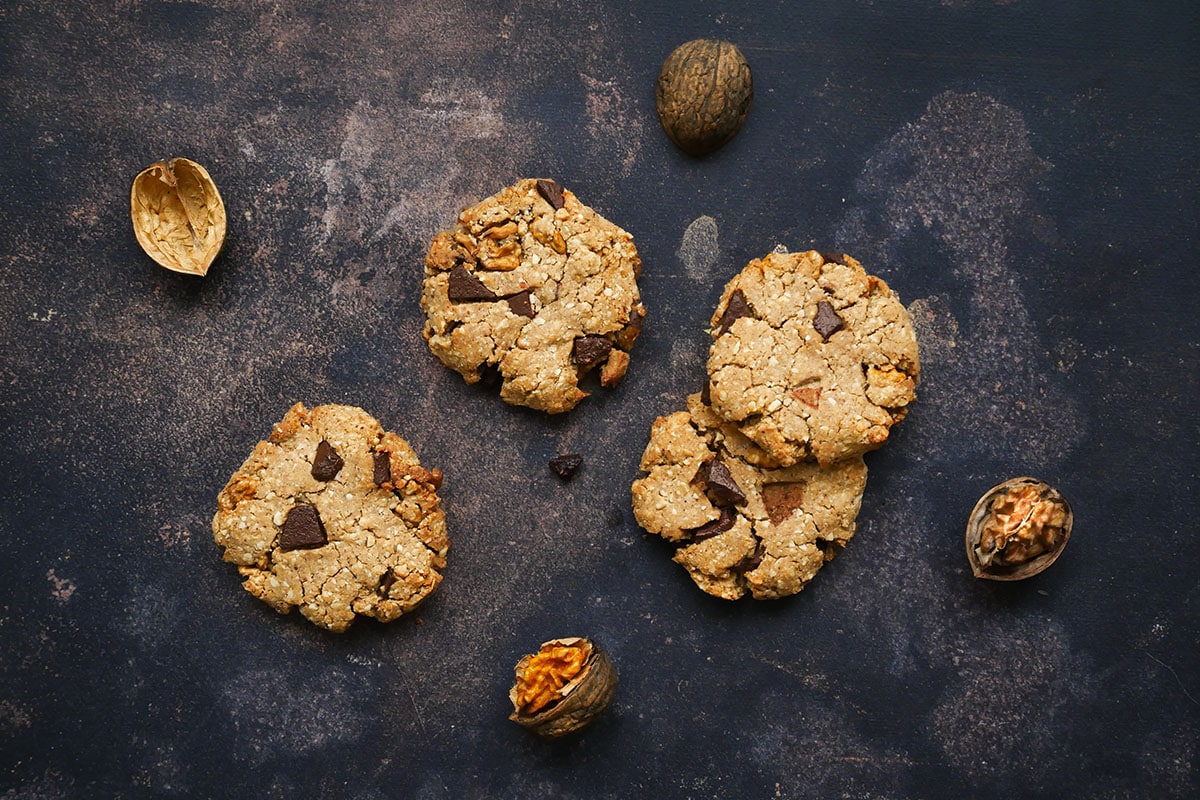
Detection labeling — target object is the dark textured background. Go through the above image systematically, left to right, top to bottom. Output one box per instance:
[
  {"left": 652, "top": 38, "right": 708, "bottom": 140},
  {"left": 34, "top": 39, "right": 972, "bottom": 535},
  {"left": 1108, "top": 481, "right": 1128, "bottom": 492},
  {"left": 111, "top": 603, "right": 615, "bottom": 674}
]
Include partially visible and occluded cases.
[{"left": 2, "top": 1, "right": 1198, "bottom": 797}]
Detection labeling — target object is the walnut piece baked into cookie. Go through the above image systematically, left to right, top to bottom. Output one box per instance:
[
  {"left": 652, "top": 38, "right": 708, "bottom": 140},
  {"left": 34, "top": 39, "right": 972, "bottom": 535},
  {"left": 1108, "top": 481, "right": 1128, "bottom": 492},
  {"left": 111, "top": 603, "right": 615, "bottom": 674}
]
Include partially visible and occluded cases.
[
  {"left": 421, "top": 179, "right": 646, "bottom": 413},
  {"left": 706, "top": 250, "right": 919, "bottom": 466},
  {"left": 632, "top": 393, "right": 867, "bottom": 600},
  {"left": 212, "top": 403, "right": 448, "bottom": 632}
]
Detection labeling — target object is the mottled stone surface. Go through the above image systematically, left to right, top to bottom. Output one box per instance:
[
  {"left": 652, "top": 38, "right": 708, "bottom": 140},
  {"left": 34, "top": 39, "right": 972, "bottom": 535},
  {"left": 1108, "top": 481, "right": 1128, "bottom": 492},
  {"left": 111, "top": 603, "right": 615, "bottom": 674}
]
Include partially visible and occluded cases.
[{"left": 1, "top": 2, "right": 1197, "bottom": 798}]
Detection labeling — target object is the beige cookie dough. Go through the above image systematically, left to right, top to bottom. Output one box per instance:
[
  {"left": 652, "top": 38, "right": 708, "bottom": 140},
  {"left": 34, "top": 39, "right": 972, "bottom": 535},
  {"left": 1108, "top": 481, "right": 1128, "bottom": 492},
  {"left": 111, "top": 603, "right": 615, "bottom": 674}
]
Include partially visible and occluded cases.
[
  {"left": 421, "top": 178, "right": 645, "bottom": 413},
  {"left": 705, "top": 250, "right": 919, "bottom": 466},
  {"left": 631, "top": 393, "right": 868, "bottom": 600},
  {"left": 212, "top": 403, "right": 448, "bottom": 632}
]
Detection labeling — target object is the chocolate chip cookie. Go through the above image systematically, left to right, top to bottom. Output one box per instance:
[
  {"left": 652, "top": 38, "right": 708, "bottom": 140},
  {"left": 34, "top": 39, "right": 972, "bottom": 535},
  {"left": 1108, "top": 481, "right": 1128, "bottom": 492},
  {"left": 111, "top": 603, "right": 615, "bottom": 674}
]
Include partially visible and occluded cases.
[
  {"left": 421, "top": 179, "right": 645, "bottom": 413},
  {"left": 706, "top": 250, "right": 919, "bottom": 466},
  {"left": 631, "top": 393, "right": 868, "bottom": 600},
  {"left": 212, "top": 403, "right": 448, "bottom": 632}
]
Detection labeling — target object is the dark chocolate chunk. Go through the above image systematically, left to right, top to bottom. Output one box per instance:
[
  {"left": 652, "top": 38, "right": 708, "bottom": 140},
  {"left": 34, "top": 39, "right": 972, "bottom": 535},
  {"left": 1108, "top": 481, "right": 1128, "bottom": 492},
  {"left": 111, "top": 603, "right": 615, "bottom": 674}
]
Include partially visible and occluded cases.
[
  {"left": 535, "top": 179, "right": 566, "bottom": 210},
  {"left": 820, "top": 251, "right": 846, "bottom": 265},
  {"left": 447, "top": 264, "right": 499, "bottom": 302},
  {"left": 506, "top": 289, "right": 535, "bottom": 318},
  {"left": 716, "top": 290, "right": 752, "bottom": 335},
  {"left": 813, "top": 300, "right": 845, "bottom": 341},
  {"left": 572, "top": 335, "right": 613, "bottom": 369},
  {"left": 475, "top": 362, "right": 504, "bottom": 389},
  {"left": 700, "top": 380, "right": 712, "bottom": 406},
  {"left": 310, "top": 439, "right": 344, "bottom": 482},
  {"left": 373, "top": 451, "right": 391, "bottom": 486},
  {"left": 549, "top": 453, "right": 583, "bottom": 480},
  {"left": 693, "top": 458, "right": 746, "bottom": 506},
  {"left": 762, "top": 481, "right": 806, "bottom": 525},
  {"left": 280, "top": 504, "right": 327, "bottom": 551},
  {"left": 688, "top": 506, "right": 736, "bottom": 541},
  {"left": 735, "top": 542, "right": 765, "bottom": 573},
  {"left": 378, "top": 569, "right": 397, "bottom": 597}
]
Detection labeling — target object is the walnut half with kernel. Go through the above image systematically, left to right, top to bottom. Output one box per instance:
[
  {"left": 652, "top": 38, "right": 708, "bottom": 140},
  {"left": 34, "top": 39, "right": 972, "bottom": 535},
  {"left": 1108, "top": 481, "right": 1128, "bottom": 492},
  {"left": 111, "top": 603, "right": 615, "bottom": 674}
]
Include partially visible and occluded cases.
[
  {"left": 966, "top": 477, "right": 1073, "bottom": 581},
  {"left": 508, "top": 637, "right": 617, "bottom": 738}
]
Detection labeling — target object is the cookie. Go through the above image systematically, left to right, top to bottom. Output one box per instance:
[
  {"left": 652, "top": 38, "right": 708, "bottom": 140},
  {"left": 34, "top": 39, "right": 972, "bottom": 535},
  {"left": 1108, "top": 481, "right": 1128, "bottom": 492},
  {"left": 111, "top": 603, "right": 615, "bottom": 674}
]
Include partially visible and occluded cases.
[
  {"left": 421, "top": 178, "right": 645, "bottom": 413},
  {"left": 705, "top": 250, "right": 919, "bottom": 466},
  {"left": 631, "top": 393, "right": 868, "bottom": 600},
  {"left": 212, "top": 403, "right": 448, "bottom": 632}
]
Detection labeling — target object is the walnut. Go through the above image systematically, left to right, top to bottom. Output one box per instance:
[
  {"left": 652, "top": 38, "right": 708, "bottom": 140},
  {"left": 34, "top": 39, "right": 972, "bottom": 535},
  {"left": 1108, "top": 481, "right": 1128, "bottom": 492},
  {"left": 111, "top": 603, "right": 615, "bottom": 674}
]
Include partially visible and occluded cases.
[
  {"left": 656, "top": 39, "right": 753, "bottom": 156},
  {"left": 130, "top": 157, "right": 226, "bottom": 276},
  {"left": 966, "top": 477, "right": 1073, "bottom": 581},
  {"left": 508, "top": 637, "right": 617, "bottom": 737}
]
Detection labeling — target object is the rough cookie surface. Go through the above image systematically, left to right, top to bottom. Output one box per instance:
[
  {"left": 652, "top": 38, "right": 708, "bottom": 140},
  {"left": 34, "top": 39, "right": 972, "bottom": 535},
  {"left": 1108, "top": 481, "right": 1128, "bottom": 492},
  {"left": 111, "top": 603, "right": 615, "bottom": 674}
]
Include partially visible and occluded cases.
[
  {"left": 421, "top": 178, "right": 645, "bottom": 413},
  {"left": 706, "top": 250, "right": 919, "bottom": 466},
  {"left": 631, "top": 393, "right": 868, "bottom": 600},
  {"left": 212, "top": 403, "right": 448, "bottom": 632}
]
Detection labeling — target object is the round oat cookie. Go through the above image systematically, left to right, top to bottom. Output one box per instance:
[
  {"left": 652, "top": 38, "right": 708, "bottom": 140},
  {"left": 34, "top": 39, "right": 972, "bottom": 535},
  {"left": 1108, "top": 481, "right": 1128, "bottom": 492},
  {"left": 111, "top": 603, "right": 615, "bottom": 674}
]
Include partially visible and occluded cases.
[
  {"left": 421, "top": 178, "right": 645, "bottom": 414},
  {"left": 706, "top": 250, "right": 919, "bottom": 467},
  {"left": 631, "top": 393, "right": 868, "bottom": 600},
  {"left": 212, "top": 403, "right": 448, "bottom": 632}
]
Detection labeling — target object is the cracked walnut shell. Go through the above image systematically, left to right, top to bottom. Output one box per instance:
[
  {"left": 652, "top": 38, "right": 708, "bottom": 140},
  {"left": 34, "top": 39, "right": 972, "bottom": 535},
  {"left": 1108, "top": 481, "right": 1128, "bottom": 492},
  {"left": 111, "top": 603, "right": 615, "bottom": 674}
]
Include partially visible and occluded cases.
[
  {"left": 131, "top": 157, "right": 226, "bottom": 276},
  {"left": 966, "top": 477, "right": 1072, "bottom": 581},
  {"left": 508, "top": 637, "right": 617, "bottom": 737}
]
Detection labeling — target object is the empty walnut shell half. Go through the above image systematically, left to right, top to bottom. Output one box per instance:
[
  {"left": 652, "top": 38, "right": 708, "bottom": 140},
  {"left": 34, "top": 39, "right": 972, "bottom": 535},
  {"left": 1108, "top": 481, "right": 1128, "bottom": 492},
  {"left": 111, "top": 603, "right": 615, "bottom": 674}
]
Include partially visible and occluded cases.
[
  {"left": 656, "top": 38, "right": 753, "bottom": 156},
  {"left": 131, "top": 157, "right": 226, "bottom": 276},
  {"left": 966, "top": 477, "right": 1073, "bottom": 581},
  {"left": 508, "top": 637, "right": 617, "bottom": 738}
]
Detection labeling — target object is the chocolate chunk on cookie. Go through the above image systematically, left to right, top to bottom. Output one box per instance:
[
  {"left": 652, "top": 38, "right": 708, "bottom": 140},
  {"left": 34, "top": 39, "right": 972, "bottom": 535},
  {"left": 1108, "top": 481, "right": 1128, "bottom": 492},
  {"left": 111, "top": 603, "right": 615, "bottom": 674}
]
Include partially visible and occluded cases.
[
  {"left": 421, "top": 179, "right": 646, "bottom": 413},
  {"left": 706, "top": 250, "right": 920, "bottom": 466},
  {"left": 631, "top": 394, "right": 868, "bottom": 600},
  {"left": 212, "top": 403, "right": 449, "bottom": 632},
  {"left": 310, "top": 439, "right": 344, "bottom": 481}
]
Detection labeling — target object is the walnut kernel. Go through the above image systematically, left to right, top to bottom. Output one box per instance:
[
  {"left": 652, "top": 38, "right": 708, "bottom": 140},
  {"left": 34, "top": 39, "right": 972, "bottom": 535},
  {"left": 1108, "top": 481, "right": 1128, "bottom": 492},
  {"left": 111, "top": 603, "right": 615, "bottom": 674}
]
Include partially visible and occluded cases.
[
  {"left": 966, "top": 477, "right": 1072, "bottom": 581},
  {"left": 508, "top": 637, "right": 617, "bottom": 737}
]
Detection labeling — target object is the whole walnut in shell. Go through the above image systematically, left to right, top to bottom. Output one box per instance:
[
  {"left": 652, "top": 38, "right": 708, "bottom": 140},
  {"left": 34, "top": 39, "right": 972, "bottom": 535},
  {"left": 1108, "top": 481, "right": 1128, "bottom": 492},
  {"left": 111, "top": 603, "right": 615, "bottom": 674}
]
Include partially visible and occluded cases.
[{"left": 656, "top": 39, "right": 753, "bottom": 156}]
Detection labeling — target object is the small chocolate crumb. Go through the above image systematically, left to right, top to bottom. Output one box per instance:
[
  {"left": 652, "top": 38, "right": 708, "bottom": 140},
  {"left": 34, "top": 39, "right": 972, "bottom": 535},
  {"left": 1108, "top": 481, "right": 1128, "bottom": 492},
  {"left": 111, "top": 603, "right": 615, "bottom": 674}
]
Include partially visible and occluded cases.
[
  {"left": 535, "top": 179, "right": 566, "bottom": 210},
  {"left": 447, "top": 264, "right": 499, "bottom": 302},
  {"left": 506, "top": 289, "right": 535, "bottom": 318},
  {"left": 716, "top": 290, "right": 752, "bottom": 335},
  {"left": 813, "top": 300, "right": 845, "bottom": 341},
  {"left": 572, "top": 335, "right": 612, "bottom": 369},
  {"left": 310, "top": 439, "right": 344, "bottom": 482},
  {"left": 373, "top": 451, "right": 391, "bottom": 486},
  {"left": 549, "top": 453, "right": 583, "bottom": 480},
  {"left": 693, "top": 459, "right": 746, "bottom": 506},
  {"left": 762, "top": 481, "right": 806, "bottom": 525},
  {"left": 280, "top": 504, "right": 327, "bottom": 551},
  {"left": 688, "top": 506, "right": 736, "bottom": 541},
  {"left": 735, "top": 542, "right": 765, "bottom": 573},
  {"left": 378, "top": 569, "right": 397, "bottom": 597}
]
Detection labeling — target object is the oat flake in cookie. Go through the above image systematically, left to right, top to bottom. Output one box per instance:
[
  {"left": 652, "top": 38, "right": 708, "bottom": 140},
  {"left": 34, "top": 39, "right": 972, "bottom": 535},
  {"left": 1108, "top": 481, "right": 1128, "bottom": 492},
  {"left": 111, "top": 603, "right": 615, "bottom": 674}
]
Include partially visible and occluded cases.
[
  {"left": 421, "top": 179, "right": 645, "bottom": 413},
  {"left": 706, "top": 250, "right": 919, "bottom": 467},
  {"left": 631, "top": 393, "right": 867, "bottom": 600},
  {"left": 212, "top": 403, "right": 448, "bottom": 632}
]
